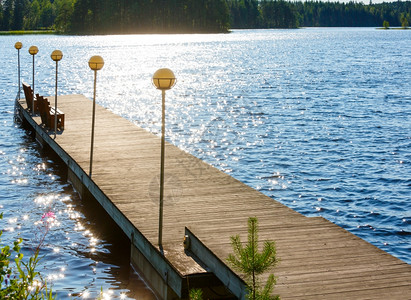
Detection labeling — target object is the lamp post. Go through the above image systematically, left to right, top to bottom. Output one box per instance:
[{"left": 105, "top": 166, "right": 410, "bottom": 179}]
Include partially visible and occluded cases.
[
  {"left": 14, "top": 42, "right": 23, "bottom": 123},
  {"left": 15, "top": 42, "right": 23, "bottom": 100},
  {"left": 29, "top": 46, "right": 39, "bottom": 115},
  {"left": 51, "top": 50, "right": 63, "bottom": 138},
  {"left": 88, "top": 56, "right": 104, "bottom": 177},
  {"left": 152, "top": 68, "right": 176, "bottom": 249}
]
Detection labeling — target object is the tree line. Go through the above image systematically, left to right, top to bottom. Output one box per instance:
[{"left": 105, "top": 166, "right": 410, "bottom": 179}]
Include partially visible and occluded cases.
[
  {"left": 1, "top": 0, "right": 410, "bottom": 33},
  {"left": 228, "top": 0, "right": 410, "bottom": 28},
  {"left": 294, "top": 0, "right": 411, "bottom": 28}
]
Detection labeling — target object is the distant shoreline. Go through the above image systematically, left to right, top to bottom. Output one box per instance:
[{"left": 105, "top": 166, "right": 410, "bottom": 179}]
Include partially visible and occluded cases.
[
  {"left": 1, "top": 27, "right": 409, "bottom": 36},
  {"left": 376, "top": 27, "right": 410, "bottom": 30},
  {"left": 0, "top": 30, "right": 56, "bottom": 35}
]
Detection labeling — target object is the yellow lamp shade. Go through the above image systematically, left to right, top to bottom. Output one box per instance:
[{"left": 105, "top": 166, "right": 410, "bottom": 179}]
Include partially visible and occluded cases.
[
  {"left": 15, "top": 42, "right": 23, "bottom": 50},
  {"left": 29, "top": 46, "right": 38, "bottom": 55},
  {"left": 51, "top": 50, "right": 63, "bottom": 61},
  {"left": 88, "top": 56, "right": 104, "bottom": 71},
  {"left": 152, "top": 68, "right": 176, "bottom": 90}
]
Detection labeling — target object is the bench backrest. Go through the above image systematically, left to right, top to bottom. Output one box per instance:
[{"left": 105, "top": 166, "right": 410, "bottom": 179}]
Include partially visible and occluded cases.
[
  {"left": 22, "top": 82, "right": 34, "bottom": 110},
  {"left": 36, "top": 94, "right": 50, "bottom": 125}
]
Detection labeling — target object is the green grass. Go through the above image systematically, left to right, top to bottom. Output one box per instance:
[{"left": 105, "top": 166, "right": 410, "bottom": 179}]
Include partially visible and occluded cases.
[{"left": 0, "top": 30, "right": 56, "bottom": 35}]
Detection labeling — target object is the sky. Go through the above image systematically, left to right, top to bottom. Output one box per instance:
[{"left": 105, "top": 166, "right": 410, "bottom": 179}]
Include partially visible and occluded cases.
[
  {"left": 295, "top": 0, "right": 405, "bottom": 3},
  {"left": 350, "top": 0, "right": 400, "bottom": 3}
]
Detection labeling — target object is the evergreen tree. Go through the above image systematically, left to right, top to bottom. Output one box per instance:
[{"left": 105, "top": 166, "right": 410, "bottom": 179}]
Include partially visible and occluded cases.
[
  {"left": 1, "top": 0, "right": 410, "bottom": 32},
  {"left": 2, "top": 0, "right": 13, "bottom": 30},
  {"left": 12, "top": 0, "right": 25, "bottom": 30},
  {"left": 24, "top": 0, "right": 40, "bottom": 29},
  {"left": 39, "top": 0, "right": 54, "bottom": 29},
  {"left": 54, "top": 0, "right": 74, "bottom": 32},
  {"left": 260, "top": 0, "right": 299, "bottom": 28},
  {"left": 0, "top": 3, "right": 3, "bottom": 30},
  {"left": 400, "top": 13, "right": 409, "bottom": 28},
  {"left": 383, "top": 20, "right": 390, "bottom": 28},
  {"left": 227, "top": 217, "right": 280, "bottom": 300}
]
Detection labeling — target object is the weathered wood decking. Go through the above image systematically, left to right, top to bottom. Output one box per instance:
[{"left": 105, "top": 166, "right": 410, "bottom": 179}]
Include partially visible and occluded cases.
[{"left": 18, "top": 95, "right": 411, "bottom": 299}]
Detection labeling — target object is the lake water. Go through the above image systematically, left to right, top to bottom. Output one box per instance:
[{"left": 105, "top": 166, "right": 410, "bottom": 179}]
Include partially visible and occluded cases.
[{"left": 0, "top": 28, "right": 410, "bottom": 298}]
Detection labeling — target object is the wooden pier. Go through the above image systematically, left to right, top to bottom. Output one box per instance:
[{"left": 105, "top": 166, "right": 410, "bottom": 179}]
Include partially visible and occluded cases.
[{"left": 17, "top": 95, "right": 411, "bottom": 299}]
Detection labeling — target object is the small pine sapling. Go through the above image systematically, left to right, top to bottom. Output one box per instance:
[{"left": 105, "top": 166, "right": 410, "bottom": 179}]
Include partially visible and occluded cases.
[
  {"left": 227, "top": 217, "right": 280, "bottom": 300},
  {"left": 189, "top": 288, "right": 203, "bottom": 300}
]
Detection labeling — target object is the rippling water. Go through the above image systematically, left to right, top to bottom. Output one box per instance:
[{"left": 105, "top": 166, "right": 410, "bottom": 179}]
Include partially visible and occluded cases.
[{"left": 0, "top": 28, "right": 410, "bottom": 297}]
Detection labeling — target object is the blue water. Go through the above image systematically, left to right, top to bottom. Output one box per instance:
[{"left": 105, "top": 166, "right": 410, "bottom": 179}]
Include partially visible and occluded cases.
[{"left": 0, "top": 28, "right": 410, "bottom": 297}]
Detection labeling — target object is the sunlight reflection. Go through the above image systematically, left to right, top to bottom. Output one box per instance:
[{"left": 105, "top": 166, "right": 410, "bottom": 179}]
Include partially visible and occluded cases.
[
  {"left": 35, "top": 163, "right": 46, "bottom": 171},
  {"left": 35, "top": 194, "right": 58, "bottom": 206},
  {"left": 8, "top": 217, "right": 18, "bottom": 223},
  {"left": 75, "top": 222, "right": 85, "bottom": 231}
]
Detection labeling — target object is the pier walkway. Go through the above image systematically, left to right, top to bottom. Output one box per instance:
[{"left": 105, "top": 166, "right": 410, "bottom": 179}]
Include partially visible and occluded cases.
[{"left": 18, "top": 95, "right": 411, "bottom": 299}]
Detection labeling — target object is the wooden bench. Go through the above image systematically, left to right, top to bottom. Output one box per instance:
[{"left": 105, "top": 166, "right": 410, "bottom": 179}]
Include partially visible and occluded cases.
[
  {"left": 22, "top": 82, "right": 38, "bottom": 113},
  {"left": 36, "top": 94, "right": 65, "bottom": 130}
]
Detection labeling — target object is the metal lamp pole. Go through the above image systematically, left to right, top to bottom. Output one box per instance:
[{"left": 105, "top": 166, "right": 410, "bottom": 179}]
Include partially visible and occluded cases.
[
  {"left": 14, "top": 42, "right": 23, "bottom": 123},
  {"left": 15, "top": 42, "right": 22, "bottom": 99},
  {"left": 29, "top": 46, "right": 39, "bottom": 115},
  {"left": 51, "top": 50, "right": 63, "bottom": 138},
  {"left": 88, "top": 56, "right": 105, "bottom": 177},
  {"left": 152, "top": 68, "right": 176, "bottom": 250}
]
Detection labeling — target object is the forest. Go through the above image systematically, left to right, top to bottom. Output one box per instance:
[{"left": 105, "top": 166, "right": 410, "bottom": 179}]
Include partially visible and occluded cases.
[{"left": 0, "top": 0, "right": 410, "bottom": 34}]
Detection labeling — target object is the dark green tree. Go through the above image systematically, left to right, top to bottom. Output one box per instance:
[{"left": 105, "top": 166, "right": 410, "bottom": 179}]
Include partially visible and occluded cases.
[
  {"left": 2, "top": 0, "right": 13, "bottom": 30},
  {"left": 12, "top": 0, "right": 26, "bottom": 30},
  {"left": 24, "top": 0, "right": 40, "bottom": 29},
  {"left": 39, "top": 0, "right": 54, "bottom": 29},
  {"left": 54, "top": 0, "right": 74, "bottom": 32},
  {"left": 70, "top": 0, "right": 97, "bottom": 33},
  {"left": 205, "top": 0, "right": 230, "bottom": 32},
  {"left": 228, "top": 0, "right": 260, "bottom": 28},
  {"left": 260, "top": 0, "right": 299, "bottom": 28},
  {"left": 294, "top": 0, "right": 411, "bottom": 28},
  {"left": 0, "top": 3, "right": 3, "bottom": 29},
  {"left": 400, "top": 13, "right": 409, "bottom": 28},
  {"left": 383, "top": 20, "right": 390, "bottom": 28}
]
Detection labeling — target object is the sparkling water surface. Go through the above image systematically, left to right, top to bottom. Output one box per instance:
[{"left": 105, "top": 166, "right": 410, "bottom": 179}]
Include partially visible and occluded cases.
[{"left": 0, "top": 28, "right": 410, "bottom": 298}]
